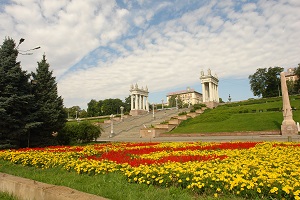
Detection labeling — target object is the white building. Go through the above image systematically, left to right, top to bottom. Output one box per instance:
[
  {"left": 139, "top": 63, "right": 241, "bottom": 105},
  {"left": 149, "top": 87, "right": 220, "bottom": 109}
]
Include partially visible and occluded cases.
[{"left": 166, "top": 87, "right": 202, "bottom": 106}]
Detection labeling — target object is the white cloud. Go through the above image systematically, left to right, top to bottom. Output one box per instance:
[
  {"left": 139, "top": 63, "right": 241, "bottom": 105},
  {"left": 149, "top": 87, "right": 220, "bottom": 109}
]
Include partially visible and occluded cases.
[
  {"left": 1, "top": 0, "right": 299, "bottom": 109},
  {"left": 1, "top": 0, "right": 129, "bottom": 77}
]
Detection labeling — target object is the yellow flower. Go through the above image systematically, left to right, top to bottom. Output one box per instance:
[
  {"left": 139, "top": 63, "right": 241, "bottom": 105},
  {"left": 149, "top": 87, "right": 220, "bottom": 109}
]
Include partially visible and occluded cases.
[
  {"left": 270, "top": 187, "right": 278, "bottom": 193},
  {"left": 257, "top": 188, "right": 261, "bottom": 193},
  {"left": 294, "top": 190, "right": 300, "bottom": 196}
]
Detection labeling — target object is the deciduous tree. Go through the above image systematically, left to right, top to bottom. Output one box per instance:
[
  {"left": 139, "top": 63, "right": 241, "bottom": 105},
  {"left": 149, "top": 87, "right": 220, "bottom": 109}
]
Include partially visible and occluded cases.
[
  {"left": 293, "top": 63, "right": 300, "bottom": 93},
  {"left": 249, "top": 67, "right": 283, "bottom": 98},
  {"left": 168, "top": 95, "right": 183, "bottom": 108},
  {"left": 87, "top": 99, "right": 101, "bottom": 117}
]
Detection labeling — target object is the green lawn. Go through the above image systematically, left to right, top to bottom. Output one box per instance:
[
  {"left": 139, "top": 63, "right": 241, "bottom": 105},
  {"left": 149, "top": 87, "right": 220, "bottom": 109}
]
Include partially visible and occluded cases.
[
  {"left": 171, "top": 95, "right": 300, "bottom": 134},
  {"left": 0, "top": 160, "right": 245, "bottom": 200},
  {"left": 0, "top": 192, "right": 18, "bottom": 200}
]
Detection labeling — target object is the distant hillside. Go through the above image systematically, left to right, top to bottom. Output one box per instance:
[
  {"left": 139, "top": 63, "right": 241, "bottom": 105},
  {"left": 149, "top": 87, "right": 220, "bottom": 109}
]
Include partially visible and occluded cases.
[{"left": 170, "top": 95, "right": 300, "bottom": 133}]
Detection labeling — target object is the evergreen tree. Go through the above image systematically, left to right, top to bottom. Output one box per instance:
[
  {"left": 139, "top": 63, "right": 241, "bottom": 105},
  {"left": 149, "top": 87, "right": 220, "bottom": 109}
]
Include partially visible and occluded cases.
[
  {"left": 0, "top": 38, "right": 32, "bottom": 149},
  {"left": 30, "top": 54, "right": 67, "bottom": 147}
]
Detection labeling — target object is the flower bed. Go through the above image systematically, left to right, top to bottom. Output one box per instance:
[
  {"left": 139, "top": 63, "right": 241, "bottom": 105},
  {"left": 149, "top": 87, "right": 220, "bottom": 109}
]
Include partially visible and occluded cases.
[{"left": 0, "top": 141, "right": 300, "bottom": 199}]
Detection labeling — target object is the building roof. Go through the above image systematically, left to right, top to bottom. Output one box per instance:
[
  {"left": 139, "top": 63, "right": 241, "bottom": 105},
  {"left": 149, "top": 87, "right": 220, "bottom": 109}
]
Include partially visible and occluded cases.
[
  {"left": 284, "top": 68, "right": 296, "bottom": 77},
  {"left": 167, "top": 88, "right": 201, "bottom": 96}
]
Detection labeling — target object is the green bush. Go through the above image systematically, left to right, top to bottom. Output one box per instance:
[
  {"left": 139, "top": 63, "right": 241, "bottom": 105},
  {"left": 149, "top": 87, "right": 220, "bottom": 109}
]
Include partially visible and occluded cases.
[
  {"left": 193, "top": 103, "right": 206, "bottom": 110},
  {"left": 178, "top": 111, "right": 187, "bottom": 116},
  {"left": 160, "top": 120, "right": 169, "bottom": 124},
  {"left": 56, "top": 121, "right": 101, "bottom": 145}
]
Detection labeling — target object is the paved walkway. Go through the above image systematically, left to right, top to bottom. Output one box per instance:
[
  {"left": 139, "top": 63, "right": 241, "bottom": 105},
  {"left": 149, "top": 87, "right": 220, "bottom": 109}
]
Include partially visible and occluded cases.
[{"left": 98, "top": 134, "right": 300, "bottom": 143}]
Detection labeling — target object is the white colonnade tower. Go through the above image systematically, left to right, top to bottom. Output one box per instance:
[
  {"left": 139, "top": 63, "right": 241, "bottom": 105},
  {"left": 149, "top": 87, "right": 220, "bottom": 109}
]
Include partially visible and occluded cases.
[
  {"left": 200, "top": 69, "right": 219, "bottom": 107},
  {"left": 129, "top": 83, "right": 149, "bottom": 116}
]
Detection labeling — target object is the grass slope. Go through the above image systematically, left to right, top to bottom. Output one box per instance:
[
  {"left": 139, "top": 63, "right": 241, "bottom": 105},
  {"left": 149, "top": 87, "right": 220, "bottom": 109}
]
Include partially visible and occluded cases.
[{"left": 171, "top": 96, "right": 300, "bottom": 133}]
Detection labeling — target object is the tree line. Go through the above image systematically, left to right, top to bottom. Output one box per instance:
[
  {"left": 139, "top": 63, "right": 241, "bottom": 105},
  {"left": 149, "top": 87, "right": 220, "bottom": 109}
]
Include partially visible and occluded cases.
[
  {"left": 0, "top": 37, "right": 67, "bottom": 149},
  {"left": 249, "top": 64, "right": 300, "bottom": 98},
  {"left": 64, "top": 96, "right": 132, "bottom": 119}
]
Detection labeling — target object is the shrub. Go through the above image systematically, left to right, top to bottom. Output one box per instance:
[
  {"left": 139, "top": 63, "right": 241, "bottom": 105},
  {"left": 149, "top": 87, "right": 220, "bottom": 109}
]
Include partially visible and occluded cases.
[
  {"left": 193, "top": 103, "right": 206, "bottom": 110},
  {"left": 178, "top": 111, "right": 187, "bottom": 116},
  {"left": 160, "top": 120, "right": 169, "bottom": 124},
  {"left": 56, "top": 121, "right": 102, "bottom": 145}
]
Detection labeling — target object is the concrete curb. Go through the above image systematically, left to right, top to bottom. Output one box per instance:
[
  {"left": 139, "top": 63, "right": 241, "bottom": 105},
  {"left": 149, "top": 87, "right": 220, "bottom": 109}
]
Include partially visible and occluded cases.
[{"left": 0, "top": 173, "right": 109, "bottom": 200}]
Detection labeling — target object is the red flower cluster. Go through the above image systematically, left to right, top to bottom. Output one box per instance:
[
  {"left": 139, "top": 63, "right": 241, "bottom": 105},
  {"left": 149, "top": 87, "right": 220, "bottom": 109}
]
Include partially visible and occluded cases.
[{"left": 84, "top": 142, "right": 258, "bottom": 167}]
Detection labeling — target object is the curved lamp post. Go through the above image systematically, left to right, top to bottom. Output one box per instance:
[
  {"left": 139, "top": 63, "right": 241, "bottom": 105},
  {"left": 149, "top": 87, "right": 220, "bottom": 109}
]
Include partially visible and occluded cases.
[
  {"left": 16, "top": 38, "right": 41, "bottom": 55},
  {"left": 18, "top": 38, "right": 41, "bottom": 147},
  {"left": 19, "top": 46, "right": 41, "bottom": 55},
  {"left": 152, "top": 103, "right": 155, "bottom": 119},
  {"left": 120, "top": 106, "right": 124, "bottom": 121},
  {"left": 109, "top": 114, "right": 114, "bottom": 138}
]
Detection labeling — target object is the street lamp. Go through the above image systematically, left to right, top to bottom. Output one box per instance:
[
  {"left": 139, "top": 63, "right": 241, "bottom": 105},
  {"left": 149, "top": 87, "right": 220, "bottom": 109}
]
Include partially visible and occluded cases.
[
  {"left": 15, "top": 38, "right": 41, "bottom": 55},
  {"left": 16, "top": 38, "right": 25, "bottom": 49},
  {"left": 19, "top": 46, "right": 41, "bottom": 55},
  {"left": 27, "top": 78, "right": 37, "bottom": 148},
  {"left": 228, "top": 94, "right": 232, "bottom": 102},
  {"left": 161, "top": 99, "right": 164, "bottom": 110},
  {"left": 152, "top": 103, "right": 155, "bottom": 119},
  {"left": 120, "top": 106, "right": 124, "bottom": 121},
  {"left": 109, "top": 114, "right": 114, "bottom": 138}
]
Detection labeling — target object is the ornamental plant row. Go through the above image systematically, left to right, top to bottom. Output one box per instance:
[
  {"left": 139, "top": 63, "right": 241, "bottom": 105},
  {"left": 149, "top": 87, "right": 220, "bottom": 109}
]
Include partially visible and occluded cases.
[{"left": 0, "top": 141, "right": 300, "bottom": 199}]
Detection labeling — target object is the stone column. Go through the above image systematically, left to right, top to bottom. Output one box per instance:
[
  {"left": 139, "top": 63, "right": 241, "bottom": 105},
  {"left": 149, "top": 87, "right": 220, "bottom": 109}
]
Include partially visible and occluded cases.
[
  {"left": 280, "top": 72, "right": 298, "bottom": 135},
  {"left": 209, "top": 82, "right": 212, "bottom": 101},
  {"left": 202, "top": 83, "right": 206, "bottom": 102},
  {"left": 212, "top": 84, "right": 215, "bottom": 101},
  {"left": 214, "top": 84, "right": 217, "bottom": 101},
  {"left": 216, "top": 84, "right": 219, "bottom": 102},
  {"left": 135, "top": 94, "right": 138, "bottom": 110},
  {"left": 139, "top": 94, "right": 142, "bottom": 110},
  {"left": 131, "top": 95, "right": 134, "bottom": 110},
  {"left": 146, "top": 97, "right": 149, "bottom": 111}
]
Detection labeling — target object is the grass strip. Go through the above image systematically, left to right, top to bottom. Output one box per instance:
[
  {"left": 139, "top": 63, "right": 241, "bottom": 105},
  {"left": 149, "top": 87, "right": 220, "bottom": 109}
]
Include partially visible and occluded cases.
[
  {"left": 0, "top": 160, "right": 245, "bottom": 200},
  {"left": 0, "top": 192, "right": 18, "bottom": 200}
]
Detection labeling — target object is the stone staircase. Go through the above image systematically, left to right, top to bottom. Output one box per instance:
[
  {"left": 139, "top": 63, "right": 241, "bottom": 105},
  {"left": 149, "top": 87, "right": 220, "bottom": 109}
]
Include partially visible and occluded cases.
[{"left": 99, "top": 108, "right": 188, "bottom": 139}]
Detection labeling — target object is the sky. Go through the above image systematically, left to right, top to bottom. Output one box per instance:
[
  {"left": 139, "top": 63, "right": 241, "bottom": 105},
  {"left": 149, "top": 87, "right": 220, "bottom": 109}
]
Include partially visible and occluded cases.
[{"left": 1, "top": 0, "right": 299, "bottom": 110}]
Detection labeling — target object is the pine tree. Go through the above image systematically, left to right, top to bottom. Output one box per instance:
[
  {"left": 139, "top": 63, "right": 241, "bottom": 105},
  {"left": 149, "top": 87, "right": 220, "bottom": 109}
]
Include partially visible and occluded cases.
[
  {"left": 0, "top": 38, "right": 32, "bottom": 149},
  {"left": 30, "top": 54, "right": 67, "bottom": 147}
]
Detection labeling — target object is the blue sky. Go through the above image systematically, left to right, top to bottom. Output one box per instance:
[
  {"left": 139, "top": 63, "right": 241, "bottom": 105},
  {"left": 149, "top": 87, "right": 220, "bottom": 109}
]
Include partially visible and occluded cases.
[{"left": 1, "top": 0, "right": 299, "bottom": 109}]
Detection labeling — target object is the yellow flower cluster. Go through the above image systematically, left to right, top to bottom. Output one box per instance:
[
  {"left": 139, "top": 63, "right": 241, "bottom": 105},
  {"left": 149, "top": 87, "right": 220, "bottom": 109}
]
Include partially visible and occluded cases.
[{"left": 0, "top": 142, "right": 300, "bottom": 199}]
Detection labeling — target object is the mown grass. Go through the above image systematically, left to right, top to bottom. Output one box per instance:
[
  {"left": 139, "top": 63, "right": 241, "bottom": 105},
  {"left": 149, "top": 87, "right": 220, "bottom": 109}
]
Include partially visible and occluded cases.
[
  {"left": 171, "top": 95, "right": 300, "bottom": 133},
  {"left": 0, "top": 160, "right": 245, "bottom": 200},
  {"left": 0, "top": 192, "right": 18, "bottom": 200}
]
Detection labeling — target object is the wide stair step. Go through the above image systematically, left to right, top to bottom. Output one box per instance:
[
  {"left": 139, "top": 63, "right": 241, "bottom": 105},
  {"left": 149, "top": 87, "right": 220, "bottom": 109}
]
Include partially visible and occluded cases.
[{"left": 98, "top": 108, "right": 188, "bottom": 139}]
